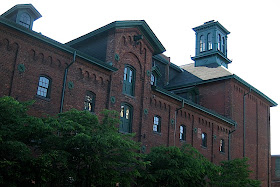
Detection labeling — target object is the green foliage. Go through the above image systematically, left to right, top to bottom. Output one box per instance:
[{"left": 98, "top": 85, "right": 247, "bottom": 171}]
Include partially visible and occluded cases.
[
  {"left": 0, "top": 96, "right": 261, "bottom": 186},
  {"left": 0, "top": 97, "right": 143, "bottom": 186},
  {"left": 137, "top": 144, "right": 217, "bottom": 187},
  {"left": 210, "top": 157, "right": 261, "bottom": 187}
]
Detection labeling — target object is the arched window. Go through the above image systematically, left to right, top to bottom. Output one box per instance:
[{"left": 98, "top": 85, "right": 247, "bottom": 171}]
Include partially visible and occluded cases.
[
  {"left": 19, "top": 13, "right": 31, "bottom": 28},
  {"left": 207, "top": 33, "right": 212, "bottom": 50},
  {"left": 218, "top": 34, "right": 221, "bottom": 51},
  {"left": 199, "top": 35, "right": 205, "bottom": 52},
  {"left": 222, "top": 37, "right": 225, "bottom": 53},
  {"left": 122, "top": 65, "right": 135, "bottom": 96},
  {"left": 37, "top": 76, "right": 51, "bottom": 98},
  {"left": 84, "top": 91, "right": 95, "bottom": 113},
  {"left": 120, "top": 103, "right": 133, "bottom": 133},
  {"left": 153, "top": 115, "right": 161, "bottom": 133},
  {"left": 180, "top": 125, "right": 186, "bottom": 141},
  {"left": 202, "top": 132, "right": 207, "bottom": 147}
]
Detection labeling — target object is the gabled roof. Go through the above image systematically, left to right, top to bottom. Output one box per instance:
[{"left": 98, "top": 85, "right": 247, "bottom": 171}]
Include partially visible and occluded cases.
[
  {"left": 1, "top": 4, "right": 42, "bottom": 20},
  {"left": 0, "top": 17, "right": 117, "bottom": 72},
  {"left": 66, "top": 20, "right": 166, "bottom": 55},
  {"left": 167, "top": 63, "right": 277, "bottom": 107}
]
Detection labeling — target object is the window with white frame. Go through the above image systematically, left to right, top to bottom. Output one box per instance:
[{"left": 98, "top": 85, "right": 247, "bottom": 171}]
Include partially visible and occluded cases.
[
  {"left": 37, "top": 76, "right": 51, "bottom": 98},
  {"left": 153, "top": 116, "right": 161, "bottom": 133},
  {"left": 219, "top": 139, "right": 225, "bottom": 153}
]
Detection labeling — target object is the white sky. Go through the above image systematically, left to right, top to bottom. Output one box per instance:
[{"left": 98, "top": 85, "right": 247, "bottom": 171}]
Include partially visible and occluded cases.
[{"left": 1, "top": 0, "right": 279, "bottom": 154}]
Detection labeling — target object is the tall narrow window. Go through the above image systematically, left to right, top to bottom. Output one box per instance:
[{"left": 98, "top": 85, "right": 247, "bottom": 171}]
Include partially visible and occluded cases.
[
  {"left": 19, "top": 13, "right": 31, "bottom": 28},
  {"left": 207, "top": 33, "right": 212, "bottom": 50},
  {"left": 218, "top": 34, "right": 221, "bottom": 51},
  {"left": 199, "top": 35, "right": 205, "bottom": 52},
  {"left": 222, "top": 37, "right": 225, "bottom": 53},
  {"left": 122, "top": 65, "right": 135, "bottom": 96},
  {"left": 151, "top": 73, "right": 156, "bottom": 86},
  {"left": 37, "top": 76, "right": 51, "bottom": 98},
  {"left": 84, "top": 91, "right": 95, "bottom": 113},
  {"left": 120, "top": 103, "right": 133, "bottom": 133},
  {"left": 153, "top": 116, "right": 161, "bottom": 133},
  {"left": 180, "top": 125, "right": 186, "bottom": 141},
  {"left": 202, "top": 132, "right": 207, "bottom": 147},
  {"left": 219, "top": 139, "right": 225, "bottom": 153}
]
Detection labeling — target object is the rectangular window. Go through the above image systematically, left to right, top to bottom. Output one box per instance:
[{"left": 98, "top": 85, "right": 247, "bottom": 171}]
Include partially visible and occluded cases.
[
  {"left": 122, "top": 66, "right": 135, "bottom": 96},
  {"left": 37, "top": 76, "right": 51, "bottom": 98},
  {"left": 84, "top": 91, "right": 95, "bottom": 113},
  {"left": 120, "top": 103, "right": 132, "bottom": 133},
  {"left": 153, "top": 116, "right": 161, "bottom": 133},
  {"left": 180, "top": 125, "right": 186, "bottom": 141},
  {"left": 202, "top": 132, "right": 207, "bottom": 147},
  {"left": 219, "top": 139, "right": 225, "bottom": 153}
]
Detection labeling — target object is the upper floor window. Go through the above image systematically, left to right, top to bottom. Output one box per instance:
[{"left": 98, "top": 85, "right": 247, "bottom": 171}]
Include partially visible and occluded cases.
[
  {"left": 19, "top": 13, "right": 31, "bottom": 28},
  {"left": 207, "top": 33, "right": 212, "bottom": 50},
  {"left": 217, "top": 34, "right": 221, "bottom": 51},
  {"left": 199, "top": 35, "right": 205, "bottom": 52},
  {"left": 222, "top": 37, "right": 225, "bottom": 53},
  {"left": 122, "top": 65, "right": 135, "bottom": 96},
  {"left": 151, "top": 73, "right": 156, "bottom": 86},
  {"left": 37, "top": 76, "right": 51, "bottom": 98},
  {"left": 84, "top": 91, "right": 95, "bottom": 113},
  {"left": 120, "top": 103, "right": 133, "bottom": 133},
  {"left": 153, "top": 115, "right": 161, "bottom": 133},
  {"left": 180, "top": 125, "right": 186, "bottom": 141},
  {"left": 201, "top": 132, "right": 207, "bottom": 147},
  {"left": 219, "top": 139, "right": 225, "bottom": 153}
]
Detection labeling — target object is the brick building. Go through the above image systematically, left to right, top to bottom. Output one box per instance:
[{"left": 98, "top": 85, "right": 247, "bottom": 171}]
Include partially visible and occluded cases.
[{"left": 0, "top": 4, "right": 277, "bottom": 186}]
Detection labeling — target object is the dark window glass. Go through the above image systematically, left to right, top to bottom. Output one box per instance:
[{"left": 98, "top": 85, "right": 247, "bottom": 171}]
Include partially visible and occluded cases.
[
  {"left": 19, "top": 13, "right": 31, "bottom": 28},
  {"left": 122, "top": 66, "right": 135, "bottom": 96},
  {"left": 84, "top": 91, "right": 95, "bottom": 113},
  {"left": 120, "top": 103, "right": 133, "bottom": 133},
  {"left": 153, "top": 116, "right": 161, "bottom": 133},
  {"left": 180, "top": 125, "right": 186, "bottom": 141},
  {"left": 202, "top": 132, "right": 207, "bottom": 147},
  {"left": 219, "top": 139, "right": 225, "bottom": 153}
]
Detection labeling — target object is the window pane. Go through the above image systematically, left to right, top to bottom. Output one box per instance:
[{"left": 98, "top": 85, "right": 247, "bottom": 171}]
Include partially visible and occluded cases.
[{"left": 37, "top": 76, "right": 50, "bottom": 98}]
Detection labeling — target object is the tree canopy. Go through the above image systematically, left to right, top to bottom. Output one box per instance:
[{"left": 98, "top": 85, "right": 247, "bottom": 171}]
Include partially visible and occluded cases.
[{"left": 0, "top": 96, "right": 261, "bottom": 186}]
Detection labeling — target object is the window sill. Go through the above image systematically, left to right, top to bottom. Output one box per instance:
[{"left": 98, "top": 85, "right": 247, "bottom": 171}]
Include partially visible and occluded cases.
[
  {"left": 122, "top": 93, "right": 135, "bottom": 99},
  {"left": 35, "top": 95, "right": 50, "bottom": 102},
  {"left": 153, "top": 131, "right": 161, "bottom": 136},
  {"left": 201, "top": 145, "right": 207, "bottom": 149},
  {"left": 219, "top": 151, "right": 225, "bottom": 155}
]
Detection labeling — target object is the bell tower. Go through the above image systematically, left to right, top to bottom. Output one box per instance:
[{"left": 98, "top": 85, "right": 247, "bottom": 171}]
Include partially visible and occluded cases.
[{"left": 191, "top": 20, "right": 231, "bottom": 68}]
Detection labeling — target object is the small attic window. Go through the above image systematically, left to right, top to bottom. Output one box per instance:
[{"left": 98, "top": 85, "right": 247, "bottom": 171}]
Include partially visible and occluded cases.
[{"left": 19, "top": 12, "right": 31, "bottom": 28}]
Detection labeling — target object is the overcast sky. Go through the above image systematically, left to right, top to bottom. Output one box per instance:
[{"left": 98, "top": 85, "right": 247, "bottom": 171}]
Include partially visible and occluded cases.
[{"left": 1, "top": 0, "right": 279, "bottom": 154}]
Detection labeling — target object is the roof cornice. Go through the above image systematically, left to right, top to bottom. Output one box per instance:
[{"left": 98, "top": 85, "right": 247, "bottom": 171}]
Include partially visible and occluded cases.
[
  {"left": 0, "top": 17, "right": 117, "bottom": 72},
  {"left": 66, "top": 20, "right": 166, "bottom": 55},
  {"left": 166, "top": 74, "right": 277, "bottom": 107}
]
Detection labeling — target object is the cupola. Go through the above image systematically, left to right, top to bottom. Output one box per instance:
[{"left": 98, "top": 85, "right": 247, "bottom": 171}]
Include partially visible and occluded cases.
[
  {"left": 1, "top": 4, "right": 41, "bottom": 30},
  {"left": 191, "top": 20, "right": 231, "bottom": 68}
]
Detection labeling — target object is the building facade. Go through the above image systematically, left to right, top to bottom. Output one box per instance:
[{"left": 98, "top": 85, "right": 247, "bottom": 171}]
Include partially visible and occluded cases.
[{"left": 0, "top": 4, "right": 277, "bottom": 186}]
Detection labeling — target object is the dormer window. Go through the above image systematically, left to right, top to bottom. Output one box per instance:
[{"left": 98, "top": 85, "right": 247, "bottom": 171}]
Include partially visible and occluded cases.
[
  {"left": 19, "top": 12, "right": 31, "bottom": 28},
  {"left": 207, "top": 33, "right": 212, "bottom": 50},
  {"left": 199, "top": 35, "right": 205, "bottom": 52}
]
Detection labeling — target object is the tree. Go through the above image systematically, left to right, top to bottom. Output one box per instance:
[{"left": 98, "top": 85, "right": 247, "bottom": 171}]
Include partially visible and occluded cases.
[
  {"left": 0, "top": 96, "right": 144, "bottom": 186},
  {"left": 137, "top": 144, "right": 217, "bottom": 187},
  {"left": 210, "top": 157, "right": 261, "bottom": 187}
]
